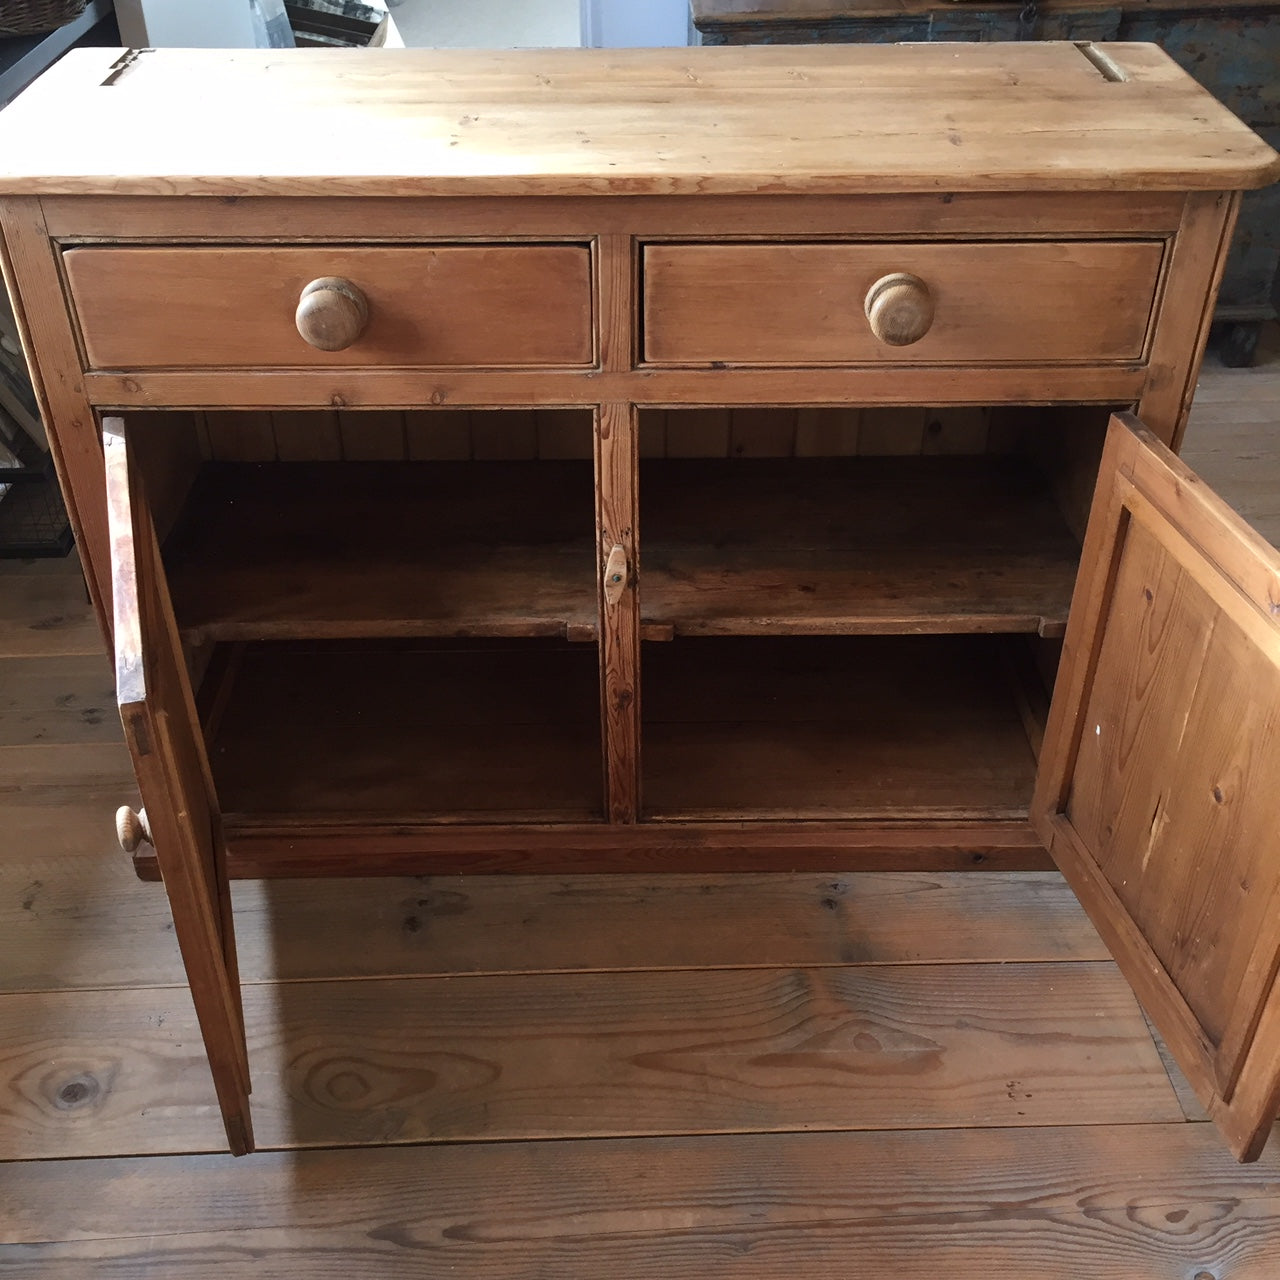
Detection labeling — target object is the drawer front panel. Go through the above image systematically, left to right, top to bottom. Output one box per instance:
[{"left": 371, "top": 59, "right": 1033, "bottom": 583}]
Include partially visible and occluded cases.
[
  {"left": 643, "top": 241, "right": 1164, "bottom": 366},
  {"left": 63, "top": 244, "right": 594, "bottom": 369}
]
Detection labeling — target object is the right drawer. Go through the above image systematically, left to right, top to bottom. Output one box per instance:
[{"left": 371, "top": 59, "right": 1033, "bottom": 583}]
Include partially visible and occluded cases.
[{"left": 642, "top": 241, "right": 1164, "bottom": 366}]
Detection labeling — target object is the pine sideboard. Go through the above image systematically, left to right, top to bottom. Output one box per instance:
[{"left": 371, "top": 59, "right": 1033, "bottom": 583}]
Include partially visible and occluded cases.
[{"left": 1, "top": 42, "right": 1279, "bottom": 1158}]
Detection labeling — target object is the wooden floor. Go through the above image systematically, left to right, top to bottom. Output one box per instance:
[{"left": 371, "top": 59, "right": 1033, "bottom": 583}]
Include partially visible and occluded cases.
[{"left": 3, "top": 332, "right": 1280, "bottom": 1276}]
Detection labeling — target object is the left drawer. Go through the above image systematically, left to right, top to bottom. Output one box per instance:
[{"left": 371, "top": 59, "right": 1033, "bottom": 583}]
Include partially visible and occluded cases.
[{"left": 62, "top": 244, "right": 594, "bottom": 369}]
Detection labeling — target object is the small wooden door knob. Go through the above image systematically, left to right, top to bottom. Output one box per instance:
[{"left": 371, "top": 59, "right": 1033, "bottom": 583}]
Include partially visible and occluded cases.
[
  {"left": 864, "top": 272, "right": 935, "bottom": 347},
  {"left": 295, "top": 277, "right": 369, "bottom": 351},
  {"left": 603, "top": 544, "right": 629, "bottom": 606},
  {"left": 115, "top": 806, "right": 152, "bottom": 853}
]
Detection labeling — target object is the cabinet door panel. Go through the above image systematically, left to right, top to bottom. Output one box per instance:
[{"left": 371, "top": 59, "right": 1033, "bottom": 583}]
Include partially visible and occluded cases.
[
  {"left": 1034, "top": 413, "right": 1280, "bottom": 1162},
  {"left": 104, "top": 416, "right": 253, "bottom": 1155}
]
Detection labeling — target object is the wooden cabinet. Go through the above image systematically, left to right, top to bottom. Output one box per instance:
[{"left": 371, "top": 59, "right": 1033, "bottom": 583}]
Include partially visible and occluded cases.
[{"left": 1, "top": 41, "right": 1279, "bottom": 1159}]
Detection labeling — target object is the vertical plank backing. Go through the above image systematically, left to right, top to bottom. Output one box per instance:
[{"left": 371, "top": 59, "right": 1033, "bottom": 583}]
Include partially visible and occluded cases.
[
  {"left": 730, "top": 407, "right": 797, "bottom": 457},
  {"left": 796, "top": 407, "right": 860, "bottom": 457},
  {"left": 859, "top": 407, "right": 927, "bottom": 455},
  {"left": 922, "top": 407, "right": 990, "bottom": 455},
  {"left": 538, "top": 408, "right": 593, "bottom": 460},
  {"left": 666, "top": 408, "right": 731, "bottom": 458},
  {"left": 406, "top": 409, "right": 471, "bottom": 460},
  {"left": 473, "top": 409, "right": 537, "bottom": 460},
  {"left": 637, "top": 409, "right": 667, "bottom": 459},
  {"left": 271, "top": 410, "right": 341, "bottom": 461},
  {"left": 338, "top": 410, "right": 406, "bottom": 460},
  {"left": 205, "top": 412, "right": 276, "bottom": 462},
  {"left": 103, "top": 417, "right": 252, "bottom": 1155}
]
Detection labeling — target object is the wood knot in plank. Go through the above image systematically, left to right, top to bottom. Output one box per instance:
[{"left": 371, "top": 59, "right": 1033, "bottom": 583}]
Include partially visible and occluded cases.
[{"left": 51, "top": 1072, "right": 102, "bottom": 1111}]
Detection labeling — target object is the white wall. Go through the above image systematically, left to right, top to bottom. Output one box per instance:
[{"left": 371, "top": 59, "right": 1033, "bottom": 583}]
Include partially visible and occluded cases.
[
  {"left": 115, "top": 0, "right": 259, "bottom": 47},
  {"left": 118, "top": 0, "right": 689, "bottom": 52},
  {"left": 394, "top": 0, "right": 581, "bottom": 49},
  {"left": 582, "top": 0, "right": 691, "bottom": 47}
]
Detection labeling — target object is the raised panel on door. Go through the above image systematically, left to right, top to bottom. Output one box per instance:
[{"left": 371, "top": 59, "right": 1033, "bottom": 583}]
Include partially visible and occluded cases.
[
  {"left": 1033, "top": 413, "right": 1280, "bottom": 1162},
  {"left": 103, "top": 416, "right": 253, "bottom": 1155}
]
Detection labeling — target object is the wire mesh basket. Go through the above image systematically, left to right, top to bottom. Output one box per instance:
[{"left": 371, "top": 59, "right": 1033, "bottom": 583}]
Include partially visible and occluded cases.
[
  {"left": 0, "top": 1, "right": 90, "bottom": 36},
  {"left": 0, "top": 455, "right": 73, "bottom": 557}
]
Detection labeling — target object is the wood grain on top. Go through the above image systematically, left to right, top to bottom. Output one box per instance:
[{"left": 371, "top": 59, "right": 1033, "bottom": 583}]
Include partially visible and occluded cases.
[{"left": 0, "top": 43, "right": 1275, "bottom": 197}]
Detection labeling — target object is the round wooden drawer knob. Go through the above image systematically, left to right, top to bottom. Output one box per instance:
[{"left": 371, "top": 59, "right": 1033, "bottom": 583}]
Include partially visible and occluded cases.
[
  {"left": 864, "top": 272, "right": 935, "bottom": 347},
  {"left": 295, "top": 277, "right": 369, "bottom": 351},
  {"left": 115, "top": 806, "right": 152, "bottom": 853}
]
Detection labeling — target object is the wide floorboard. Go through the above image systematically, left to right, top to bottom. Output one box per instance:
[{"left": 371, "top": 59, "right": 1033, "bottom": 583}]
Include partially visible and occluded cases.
[{"left": 5, "top": 1126, "right": 1280, "bottom": 1279}]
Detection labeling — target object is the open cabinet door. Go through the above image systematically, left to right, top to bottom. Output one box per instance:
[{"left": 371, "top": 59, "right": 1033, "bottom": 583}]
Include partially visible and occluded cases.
[
  {"left": 1034, "top": 413, "right": 1280, "bottom": 1162},
  {"left": 103, "top": 416, "right": 253, "bottom": 1155}
]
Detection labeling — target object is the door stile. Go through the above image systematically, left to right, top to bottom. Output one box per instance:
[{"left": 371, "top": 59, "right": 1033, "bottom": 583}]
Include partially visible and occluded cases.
[{"left": 1035, "top": 466, "right": 1135, "bottom": 819}]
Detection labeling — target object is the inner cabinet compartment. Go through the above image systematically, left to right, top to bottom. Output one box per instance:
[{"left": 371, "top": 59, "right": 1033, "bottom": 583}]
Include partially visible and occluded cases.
[
  {"left": 638, "top": 404, "right": 1114, "bottom": 822},
  {"left": 128, "top": 407, "right": 604, "bottom": 826},
  {"left": 642, "top": 634, "right": 1039, "bottom": 821},
  {"left": 202, "top": 639, "right": 603, "bottom": 824}
]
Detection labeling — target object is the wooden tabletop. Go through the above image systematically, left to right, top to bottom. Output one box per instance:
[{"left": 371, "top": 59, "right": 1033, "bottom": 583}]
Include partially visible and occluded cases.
[{"left": 0, "top": 42, "right": 1275, "bottom": 197}]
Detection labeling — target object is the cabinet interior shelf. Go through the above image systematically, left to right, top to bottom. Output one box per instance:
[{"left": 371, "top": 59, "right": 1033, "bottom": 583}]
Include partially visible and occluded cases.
[
  {"left": 166, "top": 455, "right": 1080, "bottom": 644},
  {"left": 642, "top": 457, "right": 1079, "bottom": 638},
  {"left": 167, "top": 460, "right": 598, "bottom": 644},
  {"left": 198, "top": 633, "right": 1042, "bottom": 830}
]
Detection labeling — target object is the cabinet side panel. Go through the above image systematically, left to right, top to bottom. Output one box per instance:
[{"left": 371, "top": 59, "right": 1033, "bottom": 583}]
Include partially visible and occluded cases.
[
  {"left": 1138, "top": 190, "right": 1241, "bottom": 449},
  {"left": 0, "top": 197, "right": 109, "bottom": 640}
]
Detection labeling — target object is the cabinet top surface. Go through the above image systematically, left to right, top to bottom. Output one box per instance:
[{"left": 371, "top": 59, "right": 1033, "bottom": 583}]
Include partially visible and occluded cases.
[{"left": 0, "top": 42, "right": 1275, "bottom": 198}]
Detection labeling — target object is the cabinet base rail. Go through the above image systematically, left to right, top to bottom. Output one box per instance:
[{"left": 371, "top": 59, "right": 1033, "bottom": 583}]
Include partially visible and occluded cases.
[{"left": 132, "top": 821, "right": 1052, "bottom": 880}]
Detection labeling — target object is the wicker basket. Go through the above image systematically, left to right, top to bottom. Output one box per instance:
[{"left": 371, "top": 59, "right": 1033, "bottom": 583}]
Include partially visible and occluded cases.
[{"left": 0, "top": 0, "right": 90, "bottom": 37}]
